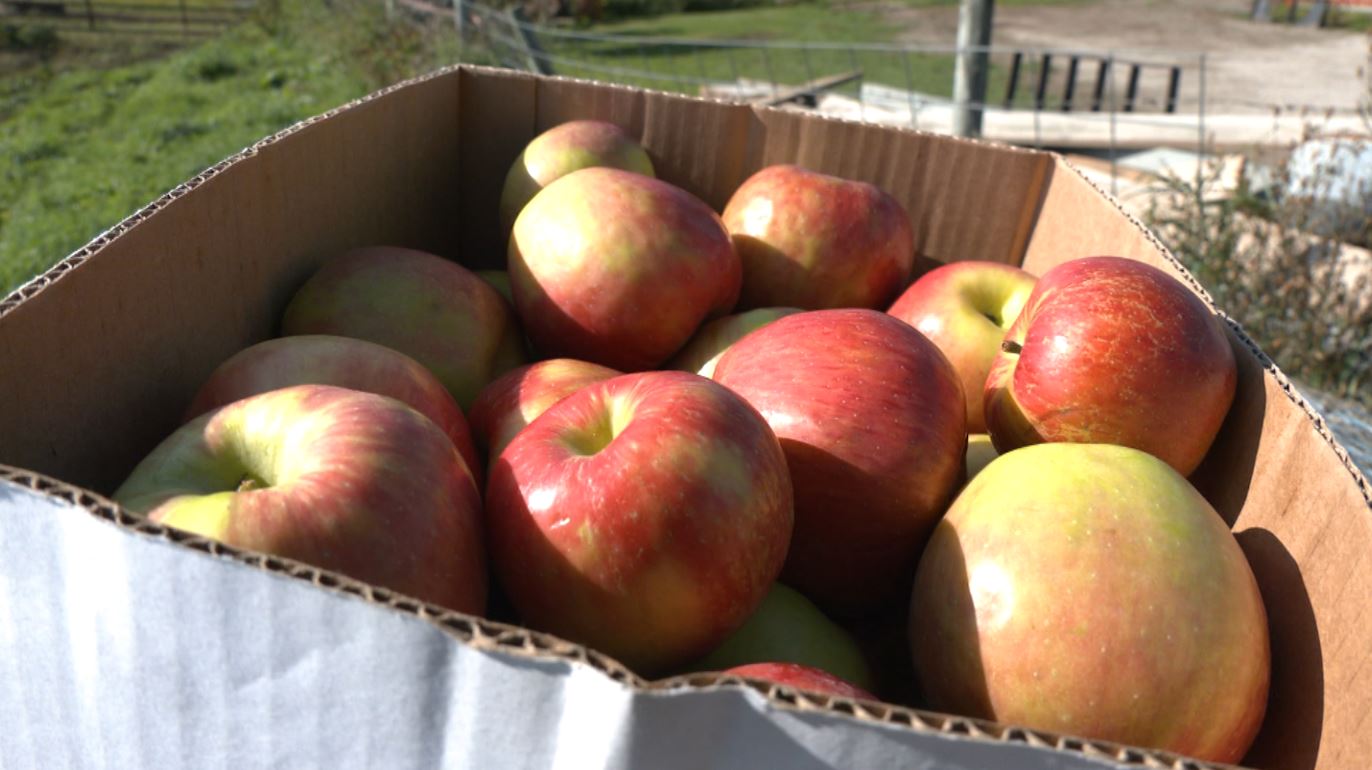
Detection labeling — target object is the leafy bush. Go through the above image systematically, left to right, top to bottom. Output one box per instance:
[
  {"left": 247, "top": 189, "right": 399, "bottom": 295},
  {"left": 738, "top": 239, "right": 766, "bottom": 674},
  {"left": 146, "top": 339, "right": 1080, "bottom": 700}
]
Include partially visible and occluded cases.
[{"left": 1145, "top": 152, "right": 1372, "bottom": 407}]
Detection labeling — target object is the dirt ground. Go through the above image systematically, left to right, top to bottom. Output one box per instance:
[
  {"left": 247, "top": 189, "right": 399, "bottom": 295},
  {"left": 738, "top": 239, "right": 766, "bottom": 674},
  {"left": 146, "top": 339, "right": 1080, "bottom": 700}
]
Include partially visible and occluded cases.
[{"left": 864, "top": 0, "right": 1370, "bottom": 115}]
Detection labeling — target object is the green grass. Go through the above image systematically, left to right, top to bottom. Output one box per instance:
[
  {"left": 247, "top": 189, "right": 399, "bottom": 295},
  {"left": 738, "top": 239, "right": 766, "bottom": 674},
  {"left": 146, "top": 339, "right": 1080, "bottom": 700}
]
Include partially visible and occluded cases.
[{"left": 0, "top": 0, "right": 466, "bottom": 294}]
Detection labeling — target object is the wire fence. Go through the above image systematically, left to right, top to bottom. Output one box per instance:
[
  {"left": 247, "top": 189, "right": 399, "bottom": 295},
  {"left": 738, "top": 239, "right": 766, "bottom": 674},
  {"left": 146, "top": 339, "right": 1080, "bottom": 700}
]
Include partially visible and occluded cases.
[{"left": 426, "top": 0, "right": 1212, "bottom": 176}]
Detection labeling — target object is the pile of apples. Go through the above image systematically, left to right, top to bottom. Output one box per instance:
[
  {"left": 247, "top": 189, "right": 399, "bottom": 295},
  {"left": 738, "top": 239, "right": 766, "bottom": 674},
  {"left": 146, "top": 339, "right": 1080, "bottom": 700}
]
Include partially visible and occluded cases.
[{"left": 114, "top": 120, "right": 1271, "bottom": 763}]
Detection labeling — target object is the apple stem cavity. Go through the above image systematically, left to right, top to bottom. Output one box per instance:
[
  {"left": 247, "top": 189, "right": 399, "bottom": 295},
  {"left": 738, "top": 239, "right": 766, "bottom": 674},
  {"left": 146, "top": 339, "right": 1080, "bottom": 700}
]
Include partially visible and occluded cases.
[{"left": 1001, "top": 340, "right": 1023, "bottom": 356}]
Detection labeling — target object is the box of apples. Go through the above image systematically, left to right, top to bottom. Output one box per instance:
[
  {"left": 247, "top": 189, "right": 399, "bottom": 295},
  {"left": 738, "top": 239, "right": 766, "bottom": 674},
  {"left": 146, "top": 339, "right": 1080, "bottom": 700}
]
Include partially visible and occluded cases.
[{"left": 0, "top": 66, "right": 1367, "bottom": 769}]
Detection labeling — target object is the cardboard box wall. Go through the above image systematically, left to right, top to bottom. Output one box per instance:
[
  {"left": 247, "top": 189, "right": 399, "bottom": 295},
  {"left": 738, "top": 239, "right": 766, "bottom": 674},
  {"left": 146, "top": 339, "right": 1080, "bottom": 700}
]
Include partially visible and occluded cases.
[{"left": 1, "top": 65, "right": 1368, "bottom": 769}]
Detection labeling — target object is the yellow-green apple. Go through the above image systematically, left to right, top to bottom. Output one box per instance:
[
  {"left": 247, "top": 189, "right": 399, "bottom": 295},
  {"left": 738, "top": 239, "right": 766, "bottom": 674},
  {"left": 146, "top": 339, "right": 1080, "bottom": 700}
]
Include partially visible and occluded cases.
[
  {"left": 499, "top": 120, "right": 655, "bottom": 235},
  {"left": 721, "top": 165, "right": 914, "bottom": 311},
  {"left": 509, "top": 168, "right": 740, "bottom": 371},
  {"left": 281, "top": 246, "right": 526, "bottom": 410},
  {"left": 984, "top": 256, "right": 1236, "bottom": 476},
  {"left": 887, "top": 260, "right": 1037, "bottom": 433},
  {"left": 667, "top": 307, "right": 801, "bottom": 378},
  {"left": 712, "top": 309, "right": 966, "bottom": 618},
  {"left": 183, "top": 334, "right": 482, "bottom": 487},
  {"left": 469, "top": 358, "right": 620, "bottom": 460},
  {"left": 484, "top": 370, "right": 793, "bottom": 674},
  {"left": 114, "top": 384, "right": 488, "bottom": 616},
  {"left": 964, "top": 434, "right": 998, "bottom": 483},
  {"left": 909, "top": 443, "right": 1269, "bottom": 763},
  {"left": 693, "top": 582, "right": 873, "bottom": 691},
  {"left": 724, "top": 662, "right": 876, "bottom": 701}
]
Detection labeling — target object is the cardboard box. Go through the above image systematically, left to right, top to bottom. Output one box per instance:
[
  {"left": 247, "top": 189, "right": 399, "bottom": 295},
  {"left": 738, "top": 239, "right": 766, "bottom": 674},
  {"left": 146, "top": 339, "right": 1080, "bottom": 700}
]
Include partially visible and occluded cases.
[{"left": 1, "top": 65, "right": 1368, "bottom": 770}]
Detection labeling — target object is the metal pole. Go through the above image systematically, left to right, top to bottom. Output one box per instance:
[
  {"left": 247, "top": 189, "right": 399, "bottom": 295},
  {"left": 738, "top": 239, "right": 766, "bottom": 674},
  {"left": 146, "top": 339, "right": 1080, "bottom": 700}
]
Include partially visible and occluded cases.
[
  {"left": 952, "top": 0, "right": 994, "bottom": 137},
  {"left": 1108, "top": 52, "right": 1117, "bottom": 197}
]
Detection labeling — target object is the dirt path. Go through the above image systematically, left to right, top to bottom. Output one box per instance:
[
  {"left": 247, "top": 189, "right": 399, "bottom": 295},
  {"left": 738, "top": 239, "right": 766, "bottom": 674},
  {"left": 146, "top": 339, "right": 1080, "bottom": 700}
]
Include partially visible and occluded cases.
[{"left": 863, "top": 0, "right": 1369, "bottom": 114}]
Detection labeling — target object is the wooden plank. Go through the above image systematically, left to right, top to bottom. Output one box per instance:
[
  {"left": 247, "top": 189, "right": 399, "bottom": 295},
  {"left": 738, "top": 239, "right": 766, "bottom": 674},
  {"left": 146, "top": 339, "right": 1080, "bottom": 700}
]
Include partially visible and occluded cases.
[{"left": 751, "top": 70, "right": 863, "bottom": 108}]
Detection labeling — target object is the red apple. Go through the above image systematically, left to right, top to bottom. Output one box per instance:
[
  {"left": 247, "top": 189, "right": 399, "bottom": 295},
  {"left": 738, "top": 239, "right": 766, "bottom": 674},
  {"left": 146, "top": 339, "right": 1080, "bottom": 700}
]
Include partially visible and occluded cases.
[
  {"left": 499, "top": 120, "right": 655, "bottom": 234},
  {"left": 721, "top": 165, "right": 914, "bottom": 311},
  {"left": 509, "top": 168, "right": 740, "bottom": 371},
  {"left": 280, "top": 246, "right": 526, "bottom": 410},
  {"left": 983, "top": 256, "right": 1236, "bottom": 476},
  {"left": 888, "top": 260, "right": 1038, "bottom": 433},
  {"left": 476, "top": 269, "right": 514, "bottom": 305},
  {"left": 667, "top": 307, "right": 802, "bottom": 378},
  {"left": 712, "top": 309, "right": 966, "bottom": 617},
  {"left": 183, "top": 334, "right": 481, "bottom": 487},
  {"left": 468, "top": 358, "right": 620, "bottom": 460},
  {"left": 485, "top": 371, "right": 793, "bottom": 674},
  {"left": 113, "top": 385, "right": 487, "bottom": 616},
  {"left": 909, "top": 443, "right": 1269, "bottom": 763},
  {"left": 693, "top": 582, "right": 874, "bottom": 691},
  {"left": 724, "top": 662, "right": 875, "bottom": 701}
]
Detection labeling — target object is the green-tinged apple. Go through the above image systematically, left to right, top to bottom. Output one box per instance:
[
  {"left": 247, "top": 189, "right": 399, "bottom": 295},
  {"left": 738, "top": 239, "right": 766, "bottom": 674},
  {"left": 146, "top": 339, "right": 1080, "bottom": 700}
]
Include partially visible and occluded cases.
[
  {"left": 499, "top": 120, "right": 655, "bottom": 234},
  {"left": 722, "top": 165, "right": 914, "bottom": 311},
  {"left": 510, "top": 168, "right": 740, "bottom": 371},
  {"left": 281, "top": 246, "right": 525, "bottom": 410},
  {"left": 983, "top": 256, "right": 1236, "bottom": 476},
  {"left": 888, "top": 260, "right": 1037, "bottom": 433},
  {"left": 476, "top": 269, "right": 514, "bottom": 305},
  {"left": 667, "top": 307, "right": 801, "bottom": 378},
  {"left": 712, "top": 309, "right": 966, "bottom": 617},
  {"left": 183, "top": 334, "right": 482, "bottom": 487},
  {"left": 469, "top": 358, "right": 620, "bottom": 460},
  {"left": 485, "top": 371, "right": 793, "bottom": 674},
  {"left": 114, "top": 385, "right": 487, "bottom": 615},
  {"left": 964, "top": 434, "right": 998, "bottom": 483},
  {"left": 909, "top": 443, "right": 1269, "bottom": 763},
  {"left": 692, "top": 582, "right": 873, "bottom": 691},
  {"left": 724, "top": 662, "right": 876, "bottom": 701}
]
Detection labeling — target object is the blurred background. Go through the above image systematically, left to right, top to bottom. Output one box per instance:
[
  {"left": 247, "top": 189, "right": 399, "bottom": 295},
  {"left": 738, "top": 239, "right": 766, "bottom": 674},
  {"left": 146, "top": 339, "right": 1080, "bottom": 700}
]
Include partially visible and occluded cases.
[{"left": 1, "top": 0, "right": 1367, "bottom": 470}]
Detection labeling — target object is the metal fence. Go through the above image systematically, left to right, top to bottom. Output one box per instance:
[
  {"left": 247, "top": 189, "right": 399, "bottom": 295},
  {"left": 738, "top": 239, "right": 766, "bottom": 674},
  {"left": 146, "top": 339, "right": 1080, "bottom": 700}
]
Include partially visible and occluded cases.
[
  {"left": 1, "top": 0, "right": 251, "bottom": 37},
  {"left": 423, "top": 0, "right": 1213, "bottom": 178}
]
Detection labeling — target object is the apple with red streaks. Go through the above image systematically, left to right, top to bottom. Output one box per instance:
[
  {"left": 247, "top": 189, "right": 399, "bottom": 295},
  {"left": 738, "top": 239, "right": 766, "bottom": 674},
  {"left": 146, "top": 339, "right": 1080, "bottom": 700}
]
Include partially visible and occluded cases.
[
  {"left": 499, "top": 120, "right": 655, "bottom": 234},
  {"left": 721, "top": 165, "right": 914, "bottom": 311},
  {"left": 510, "top": 168, "right": 740, "bottom": 371},
  {"left": 281, "top": 246, "right": 526, "bottom": 410},
  {"left": 983, "top": 256, "right": 1236, "bottom": 476},
  {"left": 888, "top": 260, "right": 1037, "bottom": 433},
  {"left": 667, "top": 307, "right": 801, "bottom": 378},
  {"left": 712, "top": 309, "right": 965, "bottom": 617},
  {"left": 184, "top": 334, "right": 482, "bottom": 487},
  {"left": 469, "top": 358, "right": 620, "bottom": 461},
  {"left": 485, "top": 371, "right": 793, "bottom": 674},
  {"left": 114, "top": 385, "right": 487, "bottom": 615},
  {"left": 910, "top": 443, "right": 1269, "bottom": 763},
  {"left": 724, "top": 662, "right": 876, "bottom": 701}
]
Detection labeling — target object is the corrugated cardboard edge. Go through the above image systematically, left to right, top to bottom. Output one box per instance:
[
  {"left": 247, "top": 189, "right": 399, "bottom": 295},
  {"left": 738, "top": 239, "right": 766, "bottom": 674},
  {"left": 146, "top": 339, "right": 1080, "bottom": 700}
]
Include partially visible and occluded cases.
[
  {"left": 1051, "top": 157, "right": 1372, "bottom": 508},
  {"left": 1, "top": 463, "right": 1232, "bottom": 770}
]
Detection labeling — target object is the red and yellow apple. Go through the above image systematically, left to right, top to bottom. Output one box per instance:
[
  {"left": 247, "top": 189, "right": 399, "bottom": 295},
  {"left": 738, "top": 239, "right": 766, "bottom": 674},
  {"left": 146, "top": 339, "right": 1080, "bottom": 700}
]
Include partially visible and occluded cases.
[
  {"left": 499, "top": 120, "right": 655, "bottom": 234},
  {"left": 722, "top": 165, "right": 914, "bottom": 311},
  {"left": 509, "top": 168, "right": 740, "bottom": 371},
  {"left": 280, "top": 246, "right": 526, "bottom": 410},
  {"left": 983, "top": 256, "right": 1236, "bottom": 476},
  {"left": 888, "top": 260, "right": 1037, "bottom": 433},
  {"left": 667, "top": 307, "right": 801, "bottom": 378},
  {"left": 712, "top": 309, "right": 966, "bottom": 618},
  {"left": 183, "top": 334, "right": 482, "bottom": 487},
  {"left": 468, "top": 358, "right": 621, "bottom": 460},
  {"left": 484, "top": 370, "right": 793, "bottom": 674},
  {"left": 114, "top": 384, "right": 487, "bottom": 616},
  {"left": 909, "top": 443, "right": 1269, "bottom": 763},
  {"left": 724, "top": 662, "right": 876, "bottom": 701}
]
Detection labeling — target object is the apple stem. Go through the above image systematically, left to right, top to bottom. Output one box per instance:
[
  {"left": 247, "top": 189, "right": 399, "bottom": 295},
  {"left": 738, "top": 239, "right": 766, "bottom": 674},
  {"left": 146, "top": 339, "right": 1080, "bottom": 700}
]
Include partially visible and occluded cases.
[
  {"left": 1001, "top": 340, "right": 1023, "bottom": 355},
  {"left": 237, "top": 476, "right": 260, "bottom": 492}
]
